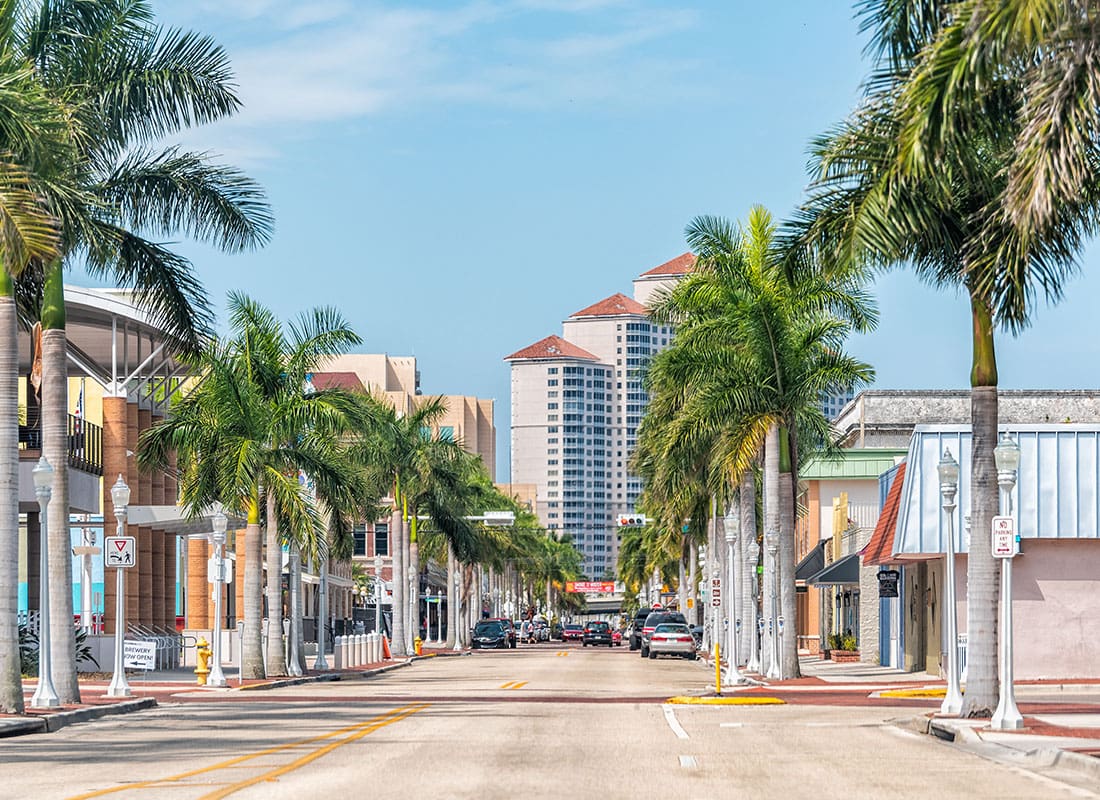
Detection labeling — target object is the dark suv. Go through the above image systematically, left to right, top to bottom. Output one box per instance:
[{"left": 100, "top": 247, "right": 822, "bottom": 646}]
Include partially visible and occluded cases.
[
  {"left": 629, "top": 607, "right": 659, "bottom": 651},
  {"left": 639, "top": 611, "right": 687, "bottom": 658},
  {"left": 582, "top": 620, "right": 613, "bottom": 647}
]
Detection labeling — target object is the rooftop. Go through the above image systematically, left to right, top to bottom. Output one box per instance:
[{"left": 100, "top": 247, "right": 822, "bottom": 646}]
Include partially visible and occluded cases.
[
  {"left": 638, "top": 252, "right": 695, "bottom": 278},
  {"left": 569, "top": 293, "right": 648, "bottom": 319},
  {"left": 503, "top": 335, "right": 600, "bottom": 362}
]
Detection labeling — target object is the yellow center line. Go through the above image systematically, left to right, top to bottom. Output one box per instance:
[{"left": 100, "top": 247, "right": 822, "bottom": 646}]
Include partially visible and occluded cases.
[
  {"left": 500, "top": 681, "right": 516, "bottom": 689},
  {"left": 510, "top": 681, "right": 527, "bottom": 690},
  {"left": 65, "top": 704, "right": 422, "bottom": 800},
  {"left": 199, "top": 704, "right": 429, "bottom": 799}
]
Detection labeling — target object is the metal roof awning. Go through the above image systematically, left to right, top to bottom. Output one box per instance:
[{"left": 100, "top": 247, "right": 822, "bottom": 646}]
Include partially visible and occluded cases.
[
  {"left": 795, "top": 541, "right": 826, "bottom": 584},
  {"left": 808, "top": 553, "right": 861, "bottom": 586}
]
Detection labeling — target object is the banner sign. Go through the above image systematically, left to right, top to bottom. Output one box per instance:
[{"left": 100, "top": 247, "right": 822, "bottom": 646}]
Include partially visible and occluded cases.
[{"left": 565, "top": 581, "right": 615, "bottom": 594}]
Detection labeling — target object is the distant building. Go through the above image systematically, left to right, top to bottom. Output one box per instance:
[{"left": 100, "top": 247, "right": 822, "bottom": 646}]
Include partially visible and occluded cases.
[
  {"left": 505, "top": 254, "right": 694, "bottom": 577},
  {"left": 821, "top": 389, "right": 855, "bottom": 421}
]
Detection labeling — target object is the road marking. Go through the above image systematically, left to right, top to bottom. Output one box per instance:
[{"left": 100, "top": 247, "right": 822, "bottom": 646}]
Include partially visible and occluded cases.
[
  {"left": 556, "top": 651, "right": 569, "bottom": 657},
  {"left": 500, "top": 681, "right": 516, "bottom": 689},
  {"left": 510, "top": 681, "right": 528, "bottom": 690},
  {"left": 65, "top": 703, "right": 427, "bottom": 800},
  {"left": 199, "top": 704, "right": 428, "bottom": 799},
  {"left": 662, "top": 704, "right": 689, "bottom": 740},
  {"left": 719, "top": 722, "right": 744, "bottom": 728},
  {"left": 679, "top": 755, "right": 698, "bottom": 769}
]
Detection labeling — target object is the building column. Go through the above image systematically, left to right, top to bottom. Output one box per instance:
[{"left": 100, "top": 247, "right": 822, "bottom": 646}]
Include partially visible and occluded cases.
[
  {"left": 101, "top": 396, "right": 128, "bottom": 635},
  {"left": 136, "top": 407, "right": 153, "bottom": 626},
  {"left": 150, "top": 417, "right": 166, "bottom": 628},
  {"left": 165, "top": 450, "right": 179, "bottom": 626},
  {"left": 234, "top": 528, "right": 246, "bottom": 627},
  {"left": 187, "top": 537, "right": 209, "bottom": 630}
]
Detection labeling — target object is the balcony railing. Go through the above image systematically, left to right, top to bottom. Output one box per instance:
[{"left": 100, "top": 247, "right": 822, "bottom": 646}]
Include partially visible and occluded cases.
[{"left": 19, "top": 413, "right": 103, "bottom": 475}]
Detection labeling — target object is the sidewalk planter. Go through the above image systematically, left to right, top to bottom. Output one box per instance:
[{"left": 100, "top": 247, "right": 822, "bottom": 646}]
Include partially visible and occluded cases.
[{"left": 828, "top": 649, "right": 861, "bottom": 663}]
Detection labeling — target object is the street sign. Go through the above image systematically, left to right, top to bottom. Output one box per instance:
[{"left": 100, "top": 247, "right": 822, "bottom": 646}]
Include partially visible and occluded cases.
[
  {"left": 483, "top": 511, "right": 515, "bottom": 527},
  {"left": 617, "top": 514, "right": 647, "bottom": 527},
  {"left": 991, "top": 515, "right": 1019, "bottom": 558},
  {"left": 104, "top": 536, "right": 135, "bottom": 568},
  {"left": 72, "top": 546, "right": 101, "bottom": 556},
  {"left": 207, "top": 557, "right": 234, "bottom": 584},
  {"left": 710, "top": 577, "right": 722, "bottom": 607},
  {"left": 565, "top": 581, "right": 615, "bottom": 594},
  {"left": 123, "top": 640, "right": 156, "bottom": 670}
]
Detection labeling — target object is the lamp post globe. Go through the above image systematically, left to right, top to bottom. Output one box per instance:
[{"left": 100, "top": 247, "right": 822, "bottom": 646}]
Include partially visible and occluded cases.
[{"left": 992, "top": 434, "right": 1024, "bottom": 730}]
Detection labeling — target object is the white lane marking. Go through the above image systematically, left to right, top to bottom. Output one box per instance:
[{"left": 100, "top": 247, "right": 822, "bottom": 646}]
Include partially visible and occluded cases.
[
  {"left": 662, "top": 704, "right": 689, "bottom": 740},
  {"left": 719, "top": 722, "right": 744, "bottom": 728},
  {"left": 679, "top": 755, "right": 698, "bottom": 769}
]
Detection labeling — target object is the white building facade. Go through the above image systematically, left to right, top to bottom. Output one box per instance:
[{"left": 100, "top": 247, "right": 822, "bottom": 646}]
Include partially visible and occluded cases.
[{"left": 505, "top": 254, "right": 692, "bottom": 577}]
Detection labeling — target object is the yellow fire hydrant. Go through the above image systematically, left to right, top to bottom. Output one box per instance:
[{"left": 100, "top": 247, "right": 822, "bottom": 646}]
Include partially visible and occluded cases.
[
  {"left": 414, "top": 636, "right": 423, "bottom": 656},
  {"left": 195, "top": 637, "right": 212, "bottom": 686}
]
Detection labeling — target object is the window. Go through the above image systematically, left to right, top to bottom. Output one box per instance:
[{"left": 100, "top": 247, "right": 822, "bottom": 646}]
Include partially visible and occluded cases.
[
  {"left": 548, "top": 367, "right": 558, "bottom": 374},
  {"left": 439, "top": 426, "right": 454, "bottom": 441},
  {"left": 374, "top": 523, "right": 389, "bottom": 556},
  {"left": 353, "top": 525, "right": 367, "bottom": 557}
]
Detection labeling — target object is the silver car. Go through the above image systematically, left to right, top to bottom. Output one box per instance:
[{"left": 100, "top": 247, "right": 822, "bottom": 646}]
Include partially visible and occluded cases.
[{"left": 647, "top": 623, "right": 697, "bottom": 660}]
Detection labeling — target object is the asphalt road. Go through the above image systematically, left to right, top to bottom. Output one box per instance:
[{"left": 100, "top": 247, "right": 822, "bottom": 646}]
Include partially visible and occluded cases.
[{"left": 0, "top": 642, "right": 1095, "bottom": 800}]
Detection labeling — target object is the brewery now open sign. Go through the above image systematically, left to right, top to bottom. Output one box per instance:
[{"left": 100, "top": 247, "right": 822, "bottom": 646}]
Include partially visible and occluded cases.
[{"left": 877, "top": 570, "right": 900, "bottom": 598}]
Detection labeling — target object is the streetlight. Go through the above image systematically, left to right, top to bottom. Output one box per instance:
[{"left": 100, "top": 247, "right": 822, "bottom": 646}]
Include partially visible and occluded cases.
[
  {"left": 992, "top": 433, "right": 1024, "bottom": 730},
  {"left": 937, "top": 448, "right": 964, "bottom": 715},
  {"left": 30, "top": 458, "right": 58, "bottom": 708},
  {"left": 106, "top": 474, "right": 131, "bottom": 698},
  {"left": 724, "top": 508, "right": 743, "bottom": 683},
  {"left": 207, "top": 510, "right": 228, "bottom": 687},
  {"left": 765, "top": 531, "right": 781, "bottom": 680},
  {"left": 746, "top": 536, "right": 760, "bottom": 673},
  {"left": 314, "top": 553, "right": 329, "bottom": 670},
  {"left": 373, "top": 555, "right": 384, "bottom": 635},
  {"left": 425, "top": 589, "right": 433, "bottom": 644}
]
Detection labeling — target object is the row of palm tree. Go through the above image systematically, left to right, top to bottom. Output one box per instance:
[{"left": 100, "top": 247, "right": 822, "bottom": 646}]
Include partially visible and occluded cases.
[
  {"left": 0, "top": 0, "right": 271, "bottom": 713},
  {"left": 629, "top": 0, "right": 1099, "bottom": 712}
]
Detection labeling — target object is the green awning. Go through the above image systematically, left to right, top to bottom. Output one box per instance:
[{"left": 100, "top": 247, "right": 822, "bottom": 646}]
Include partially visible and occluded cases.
[{"left": 807, "top": 553, "right": 861, "bottom": 586}]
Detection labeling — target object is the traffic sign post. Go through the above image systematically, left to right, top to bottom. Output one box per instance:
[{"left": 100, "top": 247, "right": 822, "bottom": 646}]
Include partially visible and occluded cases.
[
  {"left": 617, "top": 514, "right": 647, "bottom": 527},
  {"left": 991, "top": 515, "right": 1018, "bottom": 558},
  {"left": 104, "top": 536, "right": 136, "bottom": 568},
  {"left": 710, "top": 577, "right": 722, "bottom": 607}
]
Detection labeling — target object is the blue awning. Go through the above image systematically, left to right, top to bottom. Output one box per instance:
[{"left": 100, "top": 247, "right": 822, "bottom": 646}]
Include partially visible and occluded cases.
[{"left": 807, "top": 554, "right": 860, "bottom": 586}]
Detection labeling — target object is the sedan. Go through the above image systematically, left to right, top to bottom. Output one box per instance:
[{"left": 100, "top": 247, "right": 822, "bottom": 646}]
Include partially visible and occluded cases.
[
  {"left": 471, "top": 621, "right": 511, "bottom": 650},
  {"left": 648, "top": 623, "right": 697, "bottom": 660},
  {"left": 561, "top": 624, "right": 584, "bottom": 642}
]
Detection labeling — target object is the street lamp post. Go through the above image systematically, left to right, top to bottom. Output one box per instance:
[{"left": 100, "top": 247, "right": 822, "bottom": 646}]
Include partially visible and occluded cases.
[
  {"left": 992, "top": 433, "right": 1024, "bottom": 730},
  {"left": 937, "top": 448, "right": 964, "bottom": 715},
  {"left": 30, "top": 458, "right": 58, "bottom": 708},
  {"left": 106, "top": 475, "right": 131, "bottom": 699},
  {"left": 724, "top": 509, "right": 743, "bottom": 683},
  {"left": 207, "top": 510, "right": 228, "bottom": 687},
  {"left": 765, "top": 531, "right": 780, "bottom": 680},
  {"left": 746, "top": 536, "right": 760, "bottom": 673},
  {"left": 314, "top": 555, "right": 329, "bottom": 670},
  {"left": 374, "top": 555, "right": 384, "bottom": 635}
]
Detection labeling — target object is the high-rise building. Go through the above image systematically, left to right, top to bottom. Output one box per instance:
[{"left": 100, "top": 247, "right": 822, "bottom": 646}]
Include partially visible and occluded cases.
[
  {"left": 505, "top": 254, "right": 694, "bottom": 578},
  {"left": 821, "top": 389, "right": 856, "bottom": 421}
]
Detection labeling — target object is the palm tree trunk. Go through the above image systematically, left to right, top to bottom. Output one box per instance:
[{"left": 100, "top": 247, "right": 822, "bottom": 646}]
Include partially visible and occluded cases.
[
  {"left": 42, "top": 264, "right": 79, "bottom": 703},
  {"left": 0, "top": 273, "right": 22, "bottom": 713},
  {"left": 962, "top": 297, "right": 1000, "bottom": 717},
  {"left": 762, "top": 425, "right": 780, "bottom": 676},
  {"left": 779, "top": 425, "right": 800, "bottom": 678},
  {"left": 740, "top": 470, "right": 757, "bottom": 664},
  {"left": 264, "top": 493, "right": 285, "bottom": 676},
  {"left": 729, "top": 495, "right": 744, "bottom": 666},
  {"left": 241, "top": 497, "right": 265, "bottom": 679},
  {"left": 390, "top": 506, "right": 406, "bottom": 656},
  {"left": 402, "top": 514, "right": 414, "bottom": 653},
  {"left": 408, "top": 515, "right": 419, "bottom": 649},
  {"left": 287, "top": 541, "right": 303, "bottom": 676},
  {"left": 446, "top": 542, "right": 457, "bottom": 649},
  {"left": 688, "top": 543, "right": 698, "bottom": 629},
  {"left": 677, "top": 546, "right": 688, "bottom": 630}
]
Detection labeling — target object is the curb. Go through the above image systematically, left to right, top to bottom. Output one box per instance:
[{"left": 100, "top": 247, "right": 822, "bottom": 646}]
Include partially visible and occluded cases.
[
  {"left": 238, "top": 658, "right": 423, "bottom": 692},
  {"left": 0, "top": 697, "right": 157, "bottom": 738}
]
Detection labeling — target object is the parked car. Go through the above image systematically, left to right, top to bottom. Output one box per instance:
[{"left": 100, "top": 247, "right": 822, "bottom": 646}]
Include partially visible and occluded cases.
[
  {"left": 628, "top": 607, "right": 659, "bottom": 651},
  {"left": 640, "top": 611, "right": 687, "bottom": 658},
  {"left": 485, "top": 618, "right": 517, "bottom": 648},
  {"left": 471, "top": 620, "right": 510, "bottom": 650},
  {"left": 582, "top": 620, "right": 613, "bottom": 647},
  {"left": 648, "top": 622, "right": 697, "bottom": 660},
  {"left": 561, "top": 623, "right": 584, "bottom": 642},
  {"left": 690, "top": 625, "right": 704, "bottom": 648},
  {"left": 611, "top": 629, "right": 623, "bottom": 646}
]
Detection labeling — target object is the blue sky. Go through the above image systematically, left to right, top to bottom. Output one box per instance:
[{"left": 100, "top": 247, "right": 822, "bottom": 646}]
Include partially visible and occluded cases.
[{"left": 127, "top": 1, "right": 1100, "bottom": 482}]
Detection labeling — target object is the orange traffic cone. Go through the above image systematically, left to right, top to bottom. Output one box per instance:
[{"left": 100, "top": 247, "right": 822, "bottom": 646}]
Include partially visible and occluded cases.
[{"left": 382, "top": 634, "right": 391, "bottom": 661}]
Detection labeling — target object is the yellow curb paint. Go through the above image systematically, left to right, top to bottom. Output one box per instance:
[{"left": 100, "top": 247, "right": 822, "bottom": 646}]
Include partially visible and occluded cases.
[
  {"left": 879, "top": 688, "right": 948, "bottom": 698},
  {"left": 665, "top": 696, "right": 785, "bottom": 706}
]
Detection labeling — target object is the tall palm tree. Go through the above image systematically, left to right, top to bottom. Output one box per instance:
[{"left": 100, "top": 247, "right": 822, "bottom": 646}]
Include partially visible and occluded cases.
[
  {"left": 0, "top": 0, "right": 271, "bottom": 702},
  {"left": 790, "top": 0, "right": 1087, "bottom": 714},
  {"left": 643, "top": 208, "right": 875, "bottom": 678},
  {"left": 138, "top": 295, "right": 362, "bottom": 679}
]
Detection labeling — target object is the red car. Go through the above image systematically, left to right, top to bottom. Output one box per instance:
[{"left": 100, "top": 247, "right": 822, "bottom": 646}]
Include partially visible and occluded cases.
[
  {"left": 561, "top": 623, "right": 584, "bottom": 642},
  {"left": 611, "top": 629, "right": 623, "bottom": 646}
]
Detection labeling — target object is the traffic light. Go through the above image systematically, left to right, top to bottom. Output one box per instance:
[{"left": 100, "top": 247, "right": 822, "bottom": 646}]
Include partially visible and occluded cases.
[{"left": 617, "top": 514, "right": 647, "bottom": 527}]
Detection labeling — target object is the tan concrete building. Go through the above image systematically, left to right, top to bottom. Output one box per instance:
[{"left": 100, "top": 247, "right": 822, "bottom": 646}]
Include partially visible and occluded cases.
[{"left": 505, "top": 254, "right": 694, "bottom": 578}]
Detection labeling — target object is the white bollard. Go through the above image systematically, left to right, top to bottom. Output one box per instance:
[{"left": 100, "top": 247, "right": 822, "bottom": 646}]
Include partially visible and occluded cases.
[
  {"left": 371, "top": 633, "right": 380, "bottom": 663},
  {"left": 350, "top": 634, "right": 359, "bottom": 667},
  {"left": 358, "top": 634, "right": 366, "bottom": 666},
  {"left": 334, "top": 635, "right": 344, "bottom": 670}
]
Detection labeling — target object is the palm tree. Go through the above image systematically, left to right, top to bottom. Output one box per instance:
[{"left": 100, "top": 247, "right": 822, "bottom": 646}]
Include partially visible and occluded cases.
[
  {"left": 0, "top": 0, "right": 271, "bottom": 703},
  {"left": 789, "top": 0, "right": 1086, "bottom": 715},
  {"left": 642, "top": 208, "right": 875, "bottom": 678},
  {"left": 138, "top": 295, "right": 362, "bottom": 679}
]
